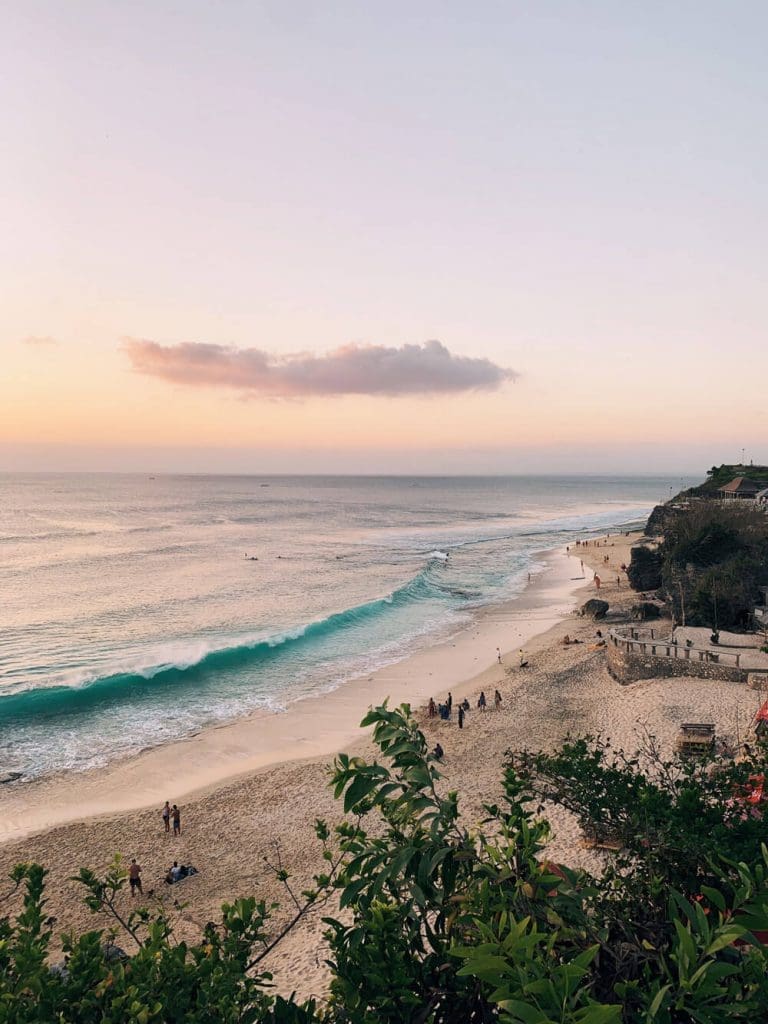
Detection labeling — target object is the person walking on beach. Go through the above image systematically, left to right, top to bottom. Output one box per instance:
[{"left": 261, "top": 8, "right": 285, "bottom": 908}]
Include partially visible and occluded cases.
[
  {"left": 594, "top": 573, "right": 601, "bottom": 591},
  {"left": 496, "top": 647, "right": 502, "bottom": 664},
  {"left": 494, "top": 689, "right": 502, "bottom": 710},
  {"left": 477, "top": 690, "right": 486, "bottom": 711},
  {"left": 446, "top": 692, "right": 453, "bottom": 714},
  {"left": 428, "top": 697, "right": 436, "bottom": 718},
  {"left": 458, "top": 705, "right": 465, "bottom": 729},
  {"left": 162, "top": 801, "right": 171, "bottom": 834},
  {"left": 172, "top": 804, "right": 181, "bottom": 836},
  {"left": 129, "top": 859, "right": 143, "bottom": 897}
]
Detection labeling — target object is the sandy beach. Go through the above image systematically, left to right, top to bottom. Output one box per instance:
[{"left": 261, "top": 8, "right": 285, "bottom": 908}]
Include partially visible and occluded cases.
[{"left": 1, "top": 530, "right": 761, "bottom": 1000}]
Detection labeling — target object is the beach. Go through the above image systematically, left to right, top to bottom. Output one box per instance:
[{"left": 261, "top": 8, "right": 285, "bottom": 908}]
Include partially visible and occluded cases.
[{"left": 1, "top": 530, "right": 759, "bottom": 1000}]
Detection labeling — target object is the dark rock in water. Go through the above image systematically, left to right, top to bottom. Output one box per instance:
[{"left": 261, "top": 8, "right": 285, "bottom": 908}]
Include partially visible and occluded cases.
[
  {"left": 627, "top": 545, "right": 663, "bottom": 592},
  {"left": 581, "top": 599, "right": 609, "bottom": 619},
  {"left": 631, "top": 602, "right": 661, "bottom": 621},
  {"left": 0, "top": 772, "right": 23, "bottom": 785}
]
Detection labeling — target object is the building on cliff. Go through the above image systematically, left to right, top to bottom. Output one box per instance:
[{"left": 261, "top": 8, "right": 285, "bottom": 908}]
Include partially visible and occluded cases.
[{"left": 719, "top": 476, "right": 761, "bottom": 500}]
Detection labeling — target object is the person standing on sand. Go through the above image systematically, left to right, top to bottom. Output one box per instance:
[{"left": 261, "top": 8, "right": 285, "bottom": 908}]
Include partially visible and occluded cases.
[
  {"left": 594, "top": 574, "right": 601, "bottom": 590},
  {"left": 496, "top": 647, "right": 502, "bottom": 664},
  {"left": 494, "top": 689, "right": 502, "bottom": 710},
  {"left": 477, "top": 691, "right": 486, "bottom": 711},
  {"left": 447, "top": 692, "right": 453, "bottom": 714},
  {"left": 428, "top": 697, "right": 436, "bottom": 718},
  {"left": 458, "top": 705, "right": 465, "bottom": 729},
  {"left": 162, "top": 801, "right": 170, "bottom": 834},
  {"left": 172, "top": 804, "right": 181, "bottom": 836},
  {"left": 129, "top": 859, "right": 142, "bottom": 896}
]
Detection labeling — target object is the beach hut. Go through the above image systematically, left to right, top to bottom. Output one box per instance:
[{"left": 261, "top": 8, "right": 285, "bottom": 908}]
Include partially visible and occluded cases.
[
  {"left": 719, "top": 476, "right": 761, "bottom": 500},
  {"left": 675, "top": 722, "right": 715, "bottom": 756}
]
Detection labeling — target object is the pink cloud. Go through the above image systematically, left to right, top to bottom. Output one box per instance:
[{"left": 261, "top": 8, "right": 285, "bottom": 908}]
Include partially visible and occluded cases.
[{"left": 121, "top": 338, "right": 518, "bottom": 398}]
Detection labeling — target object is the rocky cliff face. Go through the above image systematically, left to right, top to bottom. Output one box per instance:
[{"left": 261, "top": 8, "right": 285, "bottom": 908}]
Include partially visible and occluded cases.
[{"left": 627, "top": 545, "right": 663, "bottom": 592}]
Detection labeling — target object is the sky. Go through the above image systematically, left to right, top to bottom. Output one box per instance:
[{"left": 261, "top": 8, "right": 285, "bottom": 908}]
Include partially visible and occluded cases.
[{"left": 2, "top": 1, "right": 767, "bottom": 474}]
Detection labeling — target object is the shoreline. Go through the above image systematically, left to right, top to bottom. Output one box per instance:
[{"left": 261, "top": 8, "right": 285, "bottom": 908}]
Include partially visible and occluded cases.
[
  {"left": 8, "top": 526, "right": 756, "bottom": 1003},
  {"left": 0, "top": 541, "right": 596, "bottom": 845}
]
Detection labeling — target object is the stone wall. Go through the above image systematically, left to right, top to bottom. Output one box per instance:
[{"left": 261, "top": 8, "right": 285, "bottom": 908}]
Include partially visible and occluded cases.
[{"left": 606, "top": 639, "right": 749, "bottom": 686}]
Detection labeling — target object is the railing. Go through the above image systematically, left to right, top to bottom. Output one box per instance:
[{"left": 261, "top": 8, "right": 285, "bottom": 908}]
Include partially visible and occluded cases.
[{"left": 609, "top": 627, "right": 744, "bottom": 667}]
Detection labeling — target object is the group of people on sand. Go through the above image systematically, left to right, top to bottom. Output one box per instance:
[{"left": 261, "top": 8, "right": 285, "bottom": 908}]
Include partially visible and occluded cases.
[
  {"left": 427, "top": 687, "right": 504, "bottom": 730},
  {"left": 126, "top": 801, "right": 190, "bottom": 898},
  {"left": 161, "top": 801, "right": 182, "bottom": 835}
]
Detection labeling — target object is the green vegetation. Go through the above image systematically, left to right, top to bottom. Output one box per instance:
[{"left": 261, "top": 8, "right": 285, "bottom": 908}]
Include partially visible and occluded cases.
[
  {"left": 677, "top": 465, "right": 768, "bottom": 501},
  {"left": 660, "top": 502, "right": 768, "bottom": 629},
  {"left": 3, "top": 705, "right": 768, "bottom": 1022}
]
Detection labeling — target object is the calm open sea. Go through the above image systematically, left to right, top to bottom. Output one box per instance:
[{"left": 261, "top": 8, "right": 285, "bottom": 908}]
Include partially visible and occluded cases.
[{"left": 0, "top": 474, "right": 690, "bottom": 780}]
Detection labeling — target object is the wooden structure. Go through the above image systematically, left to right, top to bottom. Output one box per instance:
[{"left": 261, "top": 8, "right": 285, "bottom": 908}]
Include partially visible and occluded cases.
[
  {"left": 719, "top": 476, "right": 761, "bottom": 500},
  {"left": 675, "top": 722, "right": 715, "bottom": 756}
]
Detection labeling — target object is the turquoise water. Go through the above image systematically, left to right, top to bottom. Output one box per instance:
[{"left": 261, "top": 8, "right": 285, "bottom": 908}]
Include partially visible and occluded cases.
[{"left": 0, "top": 474, "right": 690, "bottom": 779}]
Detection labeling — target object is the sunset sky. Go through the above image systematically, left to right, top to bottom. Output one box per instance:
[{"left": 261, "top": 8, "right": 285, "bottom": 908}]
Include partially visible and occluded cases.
[{"left": 3, "top": 1, "right": 767, "bottom": 474}]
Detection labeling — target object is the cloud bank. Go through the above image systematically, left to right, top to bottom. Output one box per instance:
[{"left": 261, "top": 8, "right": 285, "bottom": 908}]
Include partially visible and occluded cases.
[{"left": 121, "top": 338, "right": 517, "bottom": 398}]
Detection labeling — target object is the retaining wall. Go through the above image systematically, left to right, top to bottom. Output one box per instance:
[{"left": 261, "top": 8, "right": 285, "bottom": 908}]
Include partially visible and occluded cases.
[{"left": 606, "top": 640, "right": 749, "bottom": 686}]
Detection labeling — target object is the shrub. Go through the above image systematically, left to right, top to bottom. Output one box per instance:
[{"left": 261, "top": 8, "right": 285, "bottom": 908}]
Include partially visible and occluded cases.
[{"left": 1, "top": 706, "right": 768, "bottom": 1022}]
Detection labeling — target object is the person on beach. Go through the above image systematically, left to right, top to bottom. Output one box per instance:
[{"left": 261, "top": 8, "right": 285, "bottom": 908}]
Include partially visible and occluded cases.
[
  {"left": 594, "top": 574, "right": 601, "bottom": 590},
  {"left": 496, "top": 647, "right": 502, "bottom": 664},
  {"left": 519, "top": 649, "right": 528, "bottom": 667},
  {"left": 494, "top": 689, "right": 502, "bottom": 710},
  {"left": 477, "top": 690, "right": 486, "bottom": 711},
  {"left": 447, "top": 692, "right": 453, "bottom": 713},
  {"left": 428, "top": 697, "right": 436, "bottom": 718},
  {"left": 461, "top": 697, "right": 470, "bottom": 711},
  {"left": 458, "top": 705, "right": 465, "bottom": 729},
  {"left": 432, "top": 742, "right": 444, "bottom": 761},
  {"left": 162, "top": 801, "right": 170, "bottom": 833},
  {"left": 172, "top": 804, "right": 181, "bottom": 835},
  {"left": 129, "top": 859, "right": 142, "bottom": 896}
]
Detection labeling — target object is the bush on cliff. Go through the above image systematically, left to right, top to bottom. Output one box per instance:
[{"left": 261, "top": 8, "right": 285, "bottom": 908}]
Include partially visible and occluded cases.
[
  {"left": 661, "top": 502, "right": 768, "bottom": 628},
  {"left": 2, "top": 706, "right": 768, "bottom": 1023}
]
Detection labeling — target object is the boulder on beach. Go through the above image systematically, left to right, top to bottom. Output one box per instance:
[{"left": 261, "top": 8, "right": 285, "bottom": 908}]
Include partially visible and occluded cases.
[
  {"left": 580, "top": 599, "right": 609, "bottom": 620},
  {"left": 630, "top": 602, "right": 661, "bottom": 621}
]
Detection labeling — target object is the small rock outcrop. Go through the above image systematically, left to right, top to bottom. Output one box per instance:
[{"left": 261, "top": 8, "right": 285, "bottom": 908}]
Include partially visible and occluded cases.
[
  {"left": 580, "top": 599, "right": 609, "bottom": 619},
  {"left": 630, "top": 602, "right": 661, "bottom": 621}
]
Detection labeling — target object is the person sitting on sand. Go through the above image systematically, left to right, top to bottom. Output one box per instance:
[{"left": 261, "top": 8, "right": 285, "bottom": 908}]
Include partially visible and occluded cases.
[
  {"left": 562, "top": 634, "right": 571, "bottom": 645},
  {"left": 494, "top": 689, "right": 502, "bottom": 710},
  {"left": 477, "top": 690, "right": 486, "bottom": 711},
  {"left": 461, "top": 698, "right": 470, "bottom": 711},
  {"left": 432, "top": 742, "right": 444, "bottom": 761},
  {"left": 166, "top": 861, "right": 181, "bottom": 884}
]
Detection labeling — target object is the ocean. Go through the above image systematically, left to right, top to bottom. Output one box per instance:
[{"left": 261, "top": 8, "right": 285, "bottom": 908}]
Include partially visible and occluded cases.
[{"left": 0, "top": 473, "right": 690, "bottom": 781}]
